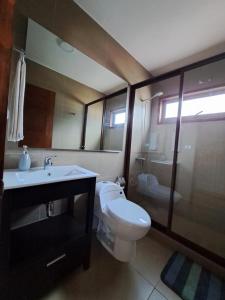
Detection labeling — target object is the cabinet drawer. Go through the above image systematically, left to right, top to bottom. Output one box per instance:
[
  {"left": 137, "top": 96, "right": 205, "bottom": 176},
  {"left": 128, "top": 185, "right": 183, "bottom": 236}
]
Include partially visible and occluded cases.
[
  {"left": 9, "top": 237, "right": 89, "bottom": 300},
  {"left": 47, "top": 237, "right": 88, "bottom": 283}
]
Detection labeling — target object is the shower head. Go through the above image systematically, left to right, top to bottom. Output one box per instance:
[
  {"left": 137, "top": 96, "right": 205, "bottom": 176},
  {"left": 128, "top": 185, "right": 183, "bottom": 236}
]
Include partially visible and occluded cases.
[{"left": 141, "top": 91, "right": 164, "bottom": 102}]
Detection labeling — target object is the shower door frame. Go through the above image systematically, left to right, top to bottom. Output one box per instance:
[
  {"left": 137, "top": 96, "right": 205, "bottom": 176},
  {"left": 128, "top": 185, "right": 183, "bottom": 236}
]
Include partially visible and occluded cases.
[{"left": 124, "top": 51, "right": 225, "bottom": 268}]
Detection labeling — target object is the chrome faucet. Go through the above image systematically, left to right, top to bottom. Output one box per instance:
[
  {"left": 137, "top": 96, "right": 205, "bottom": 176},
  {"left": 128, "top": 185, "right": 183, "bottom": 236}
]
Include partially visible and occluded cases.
[{"left": 44, "top": 156, "right": 53, "bottom": 170}]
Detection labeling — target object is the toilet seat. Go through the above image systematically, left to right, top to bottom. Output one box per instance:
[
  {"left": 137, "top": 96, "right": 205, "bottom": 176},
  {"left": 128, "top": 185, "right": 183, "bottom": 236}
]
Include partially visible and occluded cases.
[{"left": 106, "top": 198, "right": 151, "bottom": 227}]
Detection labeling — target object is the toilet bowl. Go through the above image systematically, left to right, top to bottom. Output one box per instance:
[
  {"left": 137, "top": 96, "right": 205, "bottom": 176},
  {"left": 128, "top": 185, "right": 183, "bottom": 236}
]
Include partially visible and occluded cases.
[
  {"left": 137, "top": 173, "right": 182, "bottom": 203},
  {"left": 95, "top": 181, "right": 151, "bottom": 262}
]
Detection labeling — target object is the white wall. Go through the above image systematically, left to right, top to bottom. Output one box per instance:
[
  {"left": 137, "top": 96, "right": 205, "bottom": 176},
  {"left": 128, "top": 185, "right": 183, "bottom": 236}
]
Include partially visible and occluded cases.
[
  {"left": 52, "top": 94, "right": 84, "bottom": 150},
  {"left": 4, "top": 149, "right": 125, "bottom": 182}
]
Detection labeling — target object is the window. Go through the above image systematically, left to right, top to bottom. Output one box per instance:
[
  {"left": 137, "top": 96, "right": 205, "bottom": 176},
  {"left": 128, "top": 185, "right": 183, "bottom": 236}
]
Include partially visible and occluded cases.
[
  {"left": 160, "top": 88, "right": 225, "bottom": 123},
  {"left": 110, "top": 109, "right": 126, "bottom": 127}
]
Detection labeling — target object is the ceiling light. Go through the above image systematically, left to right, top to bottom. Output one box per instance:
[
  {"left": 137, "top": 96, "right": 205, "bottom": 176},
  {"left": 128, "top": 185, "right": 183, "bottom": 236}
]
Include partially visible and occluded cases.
[{"left": 56, "top": 38, "right": 74, "bottom": 53}]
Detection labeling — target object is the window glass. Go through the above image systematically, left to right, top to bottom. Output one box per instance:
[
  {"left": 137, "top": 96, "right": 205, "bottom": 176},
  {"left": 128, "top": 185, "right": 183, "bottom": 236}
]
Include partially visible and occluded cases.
[
  {"left": 162, "top": 88, "right": 225, "bottom": 122},
  {"left": 165, "top": 94, "right": 225, "bottom": 119},
  {"left": 111, "top": 109, "right": 126, "bottom": 126},
  {"left": 114, "top": 112, "right": 126, "bottom": 125}
]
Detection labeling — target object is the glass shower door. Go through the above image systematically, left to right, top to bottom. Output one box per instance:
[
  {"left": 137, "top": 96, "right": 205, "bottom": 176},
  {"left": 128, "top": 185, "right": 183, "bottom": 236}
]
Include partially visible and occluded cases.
[
  {"left": 172, "top": 59, "right": 225, "bottom": 258},
  {"left": 127, "top": 76, "right": 180, "bottom": 226}
]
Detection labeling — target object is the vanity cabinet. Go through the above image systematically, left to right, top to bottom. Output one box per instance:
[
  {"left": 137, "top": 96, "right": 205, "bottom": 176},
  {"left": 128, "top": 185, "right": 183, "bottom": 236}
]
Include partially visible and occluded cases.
[{"left": 0, "top": 176, "right": 96, "bottom": 300}]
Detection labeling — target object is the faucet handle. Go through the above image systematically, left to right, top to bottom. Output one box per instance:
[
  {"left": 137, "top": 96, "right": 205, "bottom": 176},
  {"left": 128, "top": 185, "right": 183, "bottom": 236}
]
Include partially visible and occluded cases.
[
  {"left": 44, "top": 155, "right": 56, "bottom": 168},
  {"left": 45, "top": 155, "right": 57, "bottom": 161},
  {"left": 47, "top": 157, "right": 53, "bottom": 166}
]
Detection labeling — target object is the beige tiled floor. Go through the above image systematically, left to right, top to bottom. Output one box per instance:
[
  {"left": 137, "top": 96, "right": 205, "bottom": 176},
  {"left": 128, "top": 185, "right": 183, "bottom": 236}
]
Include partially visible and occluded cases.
[{"left": 41, "top": 234, "right": 182, "bottom": 300}]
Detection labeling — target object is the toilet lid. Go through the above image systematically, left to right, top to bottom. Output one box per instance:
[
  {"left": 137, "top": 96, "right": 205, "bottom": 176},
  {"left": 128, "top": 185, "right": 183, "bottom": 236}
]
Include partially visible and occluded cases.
[{"left": 106, "top": 198, "right": 151, "bottom": 227}]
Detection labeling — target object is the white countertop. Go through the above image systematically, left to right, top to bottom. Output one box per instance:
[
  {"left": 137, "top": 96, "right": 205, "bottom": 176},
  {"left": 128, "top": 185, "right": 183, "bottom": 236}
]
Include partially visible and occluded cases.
[{"left": 3, "top": 165, "right": 98, "bottom": 190}]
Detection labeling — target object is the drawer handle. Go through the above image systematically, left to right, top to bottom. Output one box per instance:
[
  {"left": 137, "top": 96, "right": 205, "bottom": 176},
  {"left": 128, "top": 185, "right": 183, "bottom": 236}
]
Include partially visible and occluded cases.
[{"left": 46, "top": 254, "right": 66, "bottom": 267}]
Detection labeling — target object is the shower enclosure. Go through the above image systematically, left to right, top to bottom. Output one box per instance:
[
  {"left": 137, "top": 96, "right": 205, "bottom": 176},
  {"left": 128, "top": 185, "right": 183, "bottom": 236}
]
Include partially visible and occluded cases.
[{"left": 125, "top": 54, "right": 225, "bottom": 267}]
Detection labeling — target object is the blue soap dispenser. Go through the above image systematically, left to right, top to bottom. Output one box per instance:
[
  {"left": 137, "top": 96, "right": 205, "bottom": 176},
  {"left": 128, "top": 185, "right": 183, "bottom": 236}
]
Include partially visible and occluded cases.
[{"left": 18, "top": 145, "right": 31, "bottom": 171}]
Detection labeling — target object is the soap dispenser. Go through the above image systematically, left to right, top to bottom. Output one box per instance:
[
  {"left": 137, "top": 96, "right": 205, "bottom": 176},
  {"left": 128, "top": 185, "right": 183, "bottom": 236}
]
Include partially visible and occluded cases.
[{"left": 18, "top": 145, "right": 31, "bottom": 171}]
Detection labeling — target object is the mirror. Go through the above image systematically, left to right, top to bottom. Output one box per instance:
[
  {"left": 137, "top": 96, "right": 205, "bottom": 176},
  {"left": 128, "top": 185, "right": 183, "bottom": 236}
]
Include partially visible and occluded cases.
[
  {"left": 9, "top": 17, "right": 127, "bottom": 152},
  {"left": 84, "top": 90, "right": 127, "bottom": 151}
]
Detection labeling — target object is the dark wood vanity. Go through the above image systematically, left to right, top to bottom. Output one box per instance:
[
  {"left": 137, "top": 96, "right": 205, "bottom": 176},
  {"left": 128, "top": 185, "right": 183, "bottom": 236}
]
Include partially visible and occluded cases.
[{"left": 0, "top": 176, "right": 96, "bottom": 300}]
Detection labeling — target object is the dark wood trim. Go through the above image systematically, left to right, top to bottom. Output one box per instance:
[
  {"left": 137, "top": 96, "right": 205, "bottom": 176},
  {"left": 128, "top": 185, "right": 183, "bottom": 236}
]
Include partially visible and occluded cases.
[
  {"left": 0, "top": 0, "right": 16, "bottom": 180},
  {"left": 0, "top": 1, "right": 16, "bottom": 257},
  {"left": 132, "top": 51, "right": 225, "bottom": 90},
  {"left": 168, "top": 72, "right": 184, "bottom": 229},
  {"left": 158, "top": 82, "right": 225, "bottom": 106},
  {"left": 123, "top": 86, "right": 135, "bottom": 195},
  {"left": 86, "top": 88, "right": 127, "bottom": 107},
  {"left": 104, "top": 88, "right": 127, "bottom": 100},
  {"left": 86, "top": 96, "right": 105, "bottom": 107},
  {"left": 99, "top": 99, "right": 106, "bottom": 150},
  {"left": 80, "top": 105, "right": 88, "bottom": 149},
  {"left": 67, "top": 196, "right": 74, "bottom": 216},
  {"left": 152, "top": 220, "right": 225, "bottom": 268}
]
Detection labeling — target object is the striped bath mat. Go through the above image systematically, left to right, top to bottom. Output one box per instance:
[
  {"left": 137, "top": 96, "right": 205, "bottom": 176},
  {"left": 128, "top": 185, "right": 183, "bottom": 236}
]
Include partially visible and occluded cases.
[{"left": 161, "top": 252, "right": 225, "bottom": 300}]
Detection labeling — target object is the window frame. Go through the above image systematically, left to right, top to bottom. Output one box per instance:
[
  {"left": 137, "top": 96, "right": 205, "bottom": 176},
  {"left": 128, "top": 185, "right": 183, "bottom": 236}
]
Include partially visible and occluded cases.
[{"left": 159, "top": 86, "right": 225, "bottom": 124}]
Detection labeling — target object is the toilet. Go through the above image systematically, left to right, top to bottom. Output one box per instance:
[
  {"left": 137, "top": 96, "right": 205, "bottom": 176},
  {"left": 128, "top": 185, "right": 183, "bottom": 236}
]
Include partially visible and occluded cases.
[
  {"left": 137, "top": 173, "right": 182, "bottom": 203},
  {"left": 95, "top": 181, "right": 151, "bottom": 262}
]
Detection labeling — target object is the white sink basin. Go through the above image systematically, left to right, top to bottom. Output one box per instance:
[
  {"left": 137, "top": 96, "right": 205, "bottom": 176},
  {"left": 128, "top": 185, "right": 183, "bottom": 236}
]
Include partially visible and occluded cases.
[{"left": 3, "top": 165, "right": 98, "bottom": 190}]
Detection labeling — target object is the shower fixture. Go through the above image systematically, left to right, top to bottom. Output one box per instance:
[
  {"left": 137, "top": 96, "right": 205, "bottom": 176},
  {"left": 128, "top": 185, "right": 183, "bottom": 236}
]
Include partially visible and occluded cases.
[{"left": 141, "top": 91, "right": 164, "bottom": 102}]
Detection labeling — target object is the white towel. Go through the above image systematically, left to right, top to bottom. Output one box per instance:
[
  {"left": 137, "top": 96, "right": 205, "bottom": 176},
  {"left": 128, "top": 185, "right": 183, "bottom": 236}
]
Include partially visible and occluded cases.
[{"left": 7, "top": 53, "right": 26, "bottom": 142}]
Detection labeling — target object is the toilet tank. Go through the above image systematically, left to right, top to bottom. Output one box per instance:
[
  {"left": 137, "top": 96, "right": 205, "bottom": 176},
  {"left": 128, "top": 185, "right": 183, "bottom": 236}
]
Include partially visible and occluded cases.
[{"left": 95, "top": 181, "right": 126, "bottom": 212}]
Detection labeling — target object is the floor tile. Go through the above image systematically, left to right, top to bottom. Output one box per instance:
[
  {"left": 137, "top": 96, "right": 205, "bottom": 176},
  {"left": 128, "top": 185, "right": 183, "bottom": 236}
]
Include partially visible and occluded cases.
[
  {"left": 130, "top": 235, "right": 173, "bottom": 286},
  {"left": 42, "top": 237, "right": 154, "bottom": 300},
  {"left": 156, "top": 280, "right": 182, "bottom": 300},
  {"left": 148, "top": 289, "right": 167, "bottom": 300}
]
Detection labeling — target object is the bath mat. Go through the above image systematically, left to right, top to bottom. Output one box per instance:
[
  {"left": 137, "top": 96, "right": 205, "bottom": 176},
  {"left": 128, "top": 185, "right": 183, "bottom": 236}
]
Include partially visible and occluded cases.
[{"left": 161, "top": 252, "right": 225, "bottom": 300}]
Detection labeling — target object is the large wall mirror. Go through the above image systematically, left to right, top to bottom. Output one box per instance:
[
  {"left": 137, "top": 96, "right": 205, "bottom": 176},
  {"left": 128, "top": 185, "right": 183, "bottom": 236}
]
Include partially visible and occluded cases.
[{"left": 8, "top": 16, "right": 128, "bottom": 152}]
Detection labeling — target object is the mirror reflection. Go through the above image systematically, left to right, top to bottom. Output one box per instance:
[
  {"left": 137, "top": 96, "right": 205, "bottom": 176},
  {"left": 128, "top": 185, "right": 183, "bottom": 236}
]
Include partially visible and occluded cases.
[
  {"left": 10, "top": 18, "right": 127, "bottom": 152},
  {"left": 84, "top": 90, "right": 127, "bottom": 151}
]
